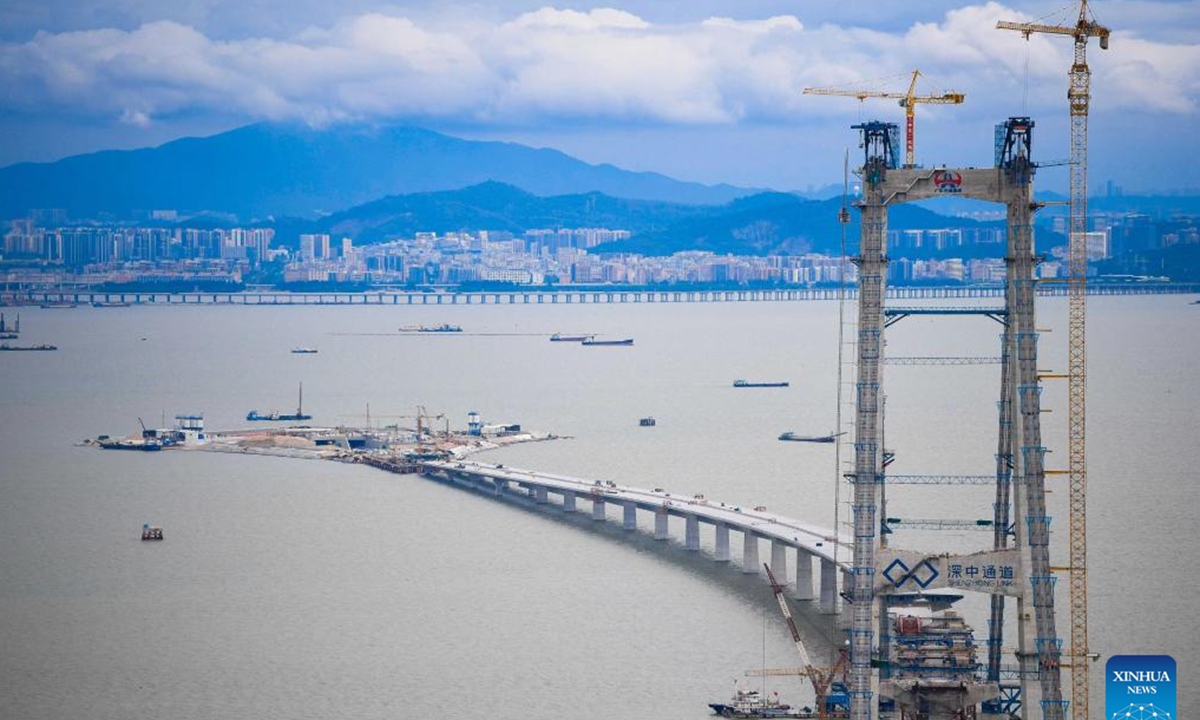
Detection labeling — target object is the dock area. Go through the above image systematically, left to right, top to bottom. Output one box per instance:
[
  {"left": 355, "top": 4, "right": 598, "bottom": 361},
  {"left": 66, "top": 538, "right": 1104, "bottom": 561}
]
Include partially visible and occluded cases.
[{"left": 88, "top": 413, "right": 561, "bottom": 466}]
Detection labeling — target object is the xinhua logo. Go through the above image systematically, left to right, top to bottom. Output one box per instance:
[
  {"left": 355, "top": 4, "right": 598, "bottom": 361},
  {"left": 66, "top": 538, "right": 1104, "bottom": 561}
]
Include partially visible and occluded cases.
[{"left": 1106, "top": 655, "right": 1176, "bottom": 720}]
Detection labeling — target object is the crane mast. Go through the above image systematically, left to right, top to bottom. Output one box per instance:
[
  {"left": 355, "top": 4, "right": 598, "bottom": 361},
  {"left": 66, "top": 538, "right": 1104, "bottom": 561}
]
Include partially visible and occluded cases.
[
  {"left": 998, "top": 4, "right": 1109, "bottom": 718},
  {"left": 762, "top": 564, "right": 844, "bottom": 720}
]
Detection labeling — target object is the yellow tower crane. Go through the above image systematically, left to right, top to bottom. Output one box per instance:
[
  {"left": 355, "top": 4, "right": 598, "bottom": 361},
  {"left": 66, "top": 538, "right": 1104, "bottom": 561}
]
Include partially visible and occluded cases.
[
  {"left": 998, "top": 4, "right": 1109, "bottom": 720},
  {"left": 803, "top": 69, "right": 964, "bottom": 168}
]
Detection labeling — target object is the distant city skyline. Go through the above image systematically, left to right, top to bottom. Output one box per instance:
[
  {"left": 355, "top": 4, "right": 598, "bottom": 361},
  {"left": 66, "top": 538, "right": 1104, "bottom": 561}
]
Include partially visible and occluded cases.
[{"left": 1, "top": 1, "right": 1197, "bottom": 194}]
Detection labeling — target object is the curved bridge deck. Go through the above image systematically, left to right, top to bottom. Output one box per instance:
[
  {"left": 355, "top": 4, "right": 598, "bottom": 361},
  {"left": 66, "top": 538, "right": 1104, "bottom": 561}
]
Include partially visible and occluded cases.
[{"left": 421, "top": 459, "right": 852, "bottom": 613}]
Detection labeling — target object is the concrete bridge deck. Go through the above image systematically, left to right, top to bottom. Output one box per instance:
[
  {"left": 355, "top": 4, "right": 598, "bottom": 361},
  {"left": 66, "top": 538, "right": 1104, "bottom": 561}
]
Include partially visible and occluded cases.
[{"left": 421, "top": 459, "right": 853, "bottom": 612}]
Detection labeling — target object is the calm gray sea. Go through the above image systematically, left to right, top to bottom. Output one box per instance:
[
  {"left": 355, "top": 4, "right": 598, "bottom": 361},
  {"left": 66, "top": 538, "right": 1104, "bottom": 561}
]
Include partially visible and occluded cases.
[{"left": 0, "top": 295, "right": 1196, "bottom": 719}]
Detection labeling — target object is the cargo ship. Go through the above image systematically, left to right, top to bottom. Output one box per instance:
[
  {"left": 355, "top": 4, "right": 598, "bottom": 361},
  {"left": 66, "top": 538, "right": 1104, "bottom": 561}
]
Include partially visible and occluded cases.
[
  {"left": 400, "top": 324, "right": 462, "bottom": 333},
  {"left": 581, "top": 337, "right": 633, "bottom": 346},
  {"left": 0, "top": 343, "right": 57, "bottom": 351},
  {"left": 291, "top": 347, "right": 318, "bottom": 354},
  {"left": 733, "top": 380, "right": 789, "bottom": 388},
  {"left": 247, "top": 383, "right": 312, "bottom": 421},
  {"left": 778, "top": 431, "right": 842, "bottom": 443},
  {"left": 98, "top": 436, "right": 164, "bottom": 451}
]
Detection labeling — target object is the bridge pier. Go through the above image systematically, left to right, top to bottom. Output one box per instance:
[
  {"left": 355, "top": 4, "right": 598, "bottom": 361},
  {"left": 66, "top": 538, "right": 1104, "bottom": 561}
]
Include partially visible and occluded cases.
[
  {"left": 534, "top": 486, "right": 548, "bottom": 505},
  {"left": 563, "top": 490, "right": 576, "bottom": 512},
  {"left": 591, "top": 498, "right": 606, "bottom": 521},
  {"left": 623, "top": 503, "right": 637, "bottom": 530},
  {"left": 654, "top": 509, "right": 669, "bottom": 540},
  {"left": 685, "top": 516, "right": 700, "bottom": 550},
  {"left": 715, "top": 523, "right": 730, "bottom": 561},
  {"left": 742, "top": 533, "right": 759, "bottom": 573},
  {"left": 771, "top": 540, "right": 788, "bottom": 580},
  {"left": 794, "top": 548, "right": 814, "bottom": 600},
  {"left": 819, "top": 557, "right": 838, "bottom": 613}
]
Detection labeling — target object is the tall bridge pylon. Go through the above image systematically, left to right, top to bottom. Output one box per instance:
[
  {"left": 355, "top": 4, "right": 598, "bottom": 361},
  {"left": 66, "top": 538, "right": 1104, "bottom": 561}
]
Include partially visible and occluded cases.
[{"left": 845, "top": 117, "right": 1062, "bottom": 720}]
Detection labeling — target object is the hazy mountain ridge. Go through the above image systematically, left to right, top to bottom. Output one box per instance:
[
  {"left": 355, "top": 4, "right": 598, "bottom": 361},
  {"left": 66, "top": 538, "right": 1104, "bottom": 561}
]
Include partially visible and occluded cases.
[{"left": 0, "top": 123, "right": 757, "bottom": 219}]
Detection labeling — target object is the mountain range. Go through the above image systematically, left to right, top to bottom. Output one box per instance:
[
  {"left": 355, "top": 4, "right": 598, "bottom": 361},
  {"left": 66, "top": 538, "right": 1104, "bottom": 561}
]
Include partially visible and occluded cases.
[
  {"left": 0, "top": 123, "right": 755, "bottom": 220},
  {"left": 262, "top": 181, "right": 1016, "bottom": 258}
]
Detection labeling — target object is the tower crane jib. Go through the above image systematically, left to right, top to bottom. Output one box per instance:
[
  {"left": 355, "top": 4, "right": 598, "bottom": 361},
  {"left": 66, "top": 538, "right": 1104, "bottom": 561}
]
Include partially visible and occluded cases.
[{"left": 803, "top": 69, "right": 964, "bottom": 168}]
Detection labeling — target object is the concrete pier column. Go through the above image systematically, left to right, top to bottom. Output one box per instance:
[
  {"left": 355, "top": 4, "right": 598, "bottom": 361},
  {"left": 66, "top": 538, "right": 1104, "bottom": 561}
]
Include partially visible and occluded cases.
[
  {"left": 493, "top": 479, "right": 508, "bottom": 497},
  {"left": 534, "top": 486, "right": 548, "bottom": 505},
  {"left": 563, "top": 490, "right": 576, "bottom": 512},
  {"left": 592, "top": 498, "right": 606, "bottom": 521},
  {"left": 623, "top": 503, "right": 637, "bottom": 530},
  {"left": 654, "top": 509, "right": 669, "bottom": 540},
  {"left": 685, "top": 516, "right": 700, "bottom": 551},
  {"left": 715, "top": 524, "right": 731, "bottom": 562},
  {"left": 742, "top": 532, "right": 759, "bottom": 573},
  {"left": 771, "top": 541, "right": 788, "bottom": 580},
  {"left": 794, "top": 549, "right": 814, "bottom": 600},
  {"left": 819, "top": 558, "right": 838, "bottom": 613}
]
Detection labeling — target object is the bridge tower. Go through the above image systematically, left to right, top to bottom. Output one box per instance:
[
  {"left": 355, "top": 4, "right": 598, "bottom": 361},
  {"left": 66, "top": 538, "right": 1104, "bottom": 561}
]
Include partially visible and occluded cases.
[{"left": 845, "top": 117, "right": 1063, "bottom": 720}]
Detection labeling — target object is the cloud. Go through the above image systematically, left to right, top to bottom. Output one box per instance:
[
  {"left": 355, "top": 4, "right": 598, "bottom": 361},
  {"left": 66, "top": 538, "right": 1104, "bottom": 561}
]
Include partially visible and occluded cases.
[{"left": 0, "top": 3, "right": 1195, "bottom": 131}]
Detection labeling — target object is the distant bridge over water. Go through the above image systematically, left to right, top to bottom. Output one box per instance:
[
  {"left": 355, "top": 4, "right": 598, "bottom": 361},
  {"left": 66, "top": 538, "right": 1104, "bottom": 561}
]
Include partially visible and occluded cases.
[
  {"left": 3, "top": 282, "right": 1195, "bottom": 307},
  {"left": 416, "top": 459, "right": 853, "bottom": 614}
]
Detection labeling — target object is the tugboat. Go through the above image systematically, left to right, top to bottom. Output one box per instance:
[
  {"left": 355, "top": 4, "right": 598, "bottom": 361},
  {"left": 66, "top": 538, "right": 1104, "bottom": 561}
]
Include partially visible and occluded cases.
[{"left": 708, "top": 686, "right": 802, "bottom": 718}]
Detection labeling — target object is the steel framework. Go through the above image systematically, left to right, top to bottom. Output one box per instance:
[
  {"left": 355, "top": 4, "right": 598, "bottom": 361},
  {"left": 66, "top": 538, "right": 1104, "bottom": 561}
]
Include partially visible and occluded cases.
[{"left": 998, "top": 6, "right": 1109, "bottom": 718}]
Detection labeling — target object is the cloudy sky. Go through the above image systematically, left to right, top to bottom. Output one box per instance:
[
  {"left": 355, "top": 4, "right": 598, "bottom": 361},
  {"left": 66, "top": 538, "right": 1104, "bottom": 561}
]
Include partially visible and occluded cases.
[{"left": 1, "top": 0, "right": 1197, "bottom": 193}]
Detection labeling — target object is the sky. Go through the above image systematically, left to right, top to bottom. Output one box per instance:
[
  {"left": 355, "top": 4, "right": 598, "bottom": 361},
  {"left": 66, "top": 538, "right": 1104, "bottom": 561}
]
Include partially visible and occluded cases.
[{"left": 1, "top": 0, "right": 1198, "bottom": 195}]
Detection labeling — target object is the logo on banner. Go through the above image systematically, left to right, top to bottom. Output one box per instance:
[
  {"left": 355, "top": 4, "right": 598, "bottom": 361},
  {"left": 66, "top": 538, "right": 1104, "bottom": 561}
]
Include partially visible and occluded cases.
[
  {"left": 932, "top": 170, "right": 963, "bottom": 193},
  {"left": 883, "top": 558, "right": 939, "bottom": 589},
  {"left": 1106, "top": 655, "right": 1175, "bottom": 720}
]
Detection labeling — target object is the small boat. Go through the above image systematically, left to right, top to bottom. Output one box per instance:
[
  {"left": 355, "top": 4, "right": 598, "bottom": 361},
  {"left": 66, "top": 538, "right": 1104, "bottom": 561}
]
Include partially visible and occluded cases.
[
  {"left": 91, "top": 301, "right": 132, "bottom": 308},
  {"left": 38, "top": 302, "right": 77, "bottom": 309},
  {"left": 400, "top": 324, "right": 462, "bottom": 333},
  {"left": 0, "top": 333, "right": 16, "bottom": 340},
  {"left": 550, "top": 333, "right": 592, "bottom": 342},
  {"left": 581, "top": 338, "right": 633, "bottom": 346},
  {"left": 0, "top": 343, "right": 57, "bottom": 351},
  {"left": 291, "top": 347, "right": 318, "bottom": 354},
  {"left": 733, "top": 380, "right": 789, "bottom": 388},
  {"left": 639, "top": 417, "right": 657, "bottom": 427},
  {"left": 778, "top": 431, "right": 844, "bottom": 443},
  {"left": 141, "top": 524, "right": 164, "bottom": 541}
]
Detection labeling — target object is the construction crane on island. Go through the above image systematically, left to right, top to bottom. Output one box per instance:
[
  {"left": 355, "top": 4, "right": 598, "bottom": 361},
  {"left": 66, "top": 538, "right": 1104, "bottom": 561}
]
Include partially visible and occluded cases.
[
  {"left": 998, "top": 3, "right": 1109, "bottom": 719},
  {"left": 803, "top": 69, "right": 964, "bottom": 168},
  {"left": 754, "top": 564, "right": 848, "bottom": 720}
]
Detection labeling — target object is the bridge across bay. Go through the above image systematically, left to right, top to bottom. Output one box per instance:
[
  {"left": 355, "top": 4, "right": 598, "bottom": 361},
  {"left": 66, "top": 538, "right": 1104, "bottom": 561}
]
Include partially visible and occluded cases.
[
  {"left": 3, "top": 282, "right": 1194, "bottom": 307},
  {"left": 419, "top": 459, "right": 853, "bottom": 614}
]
